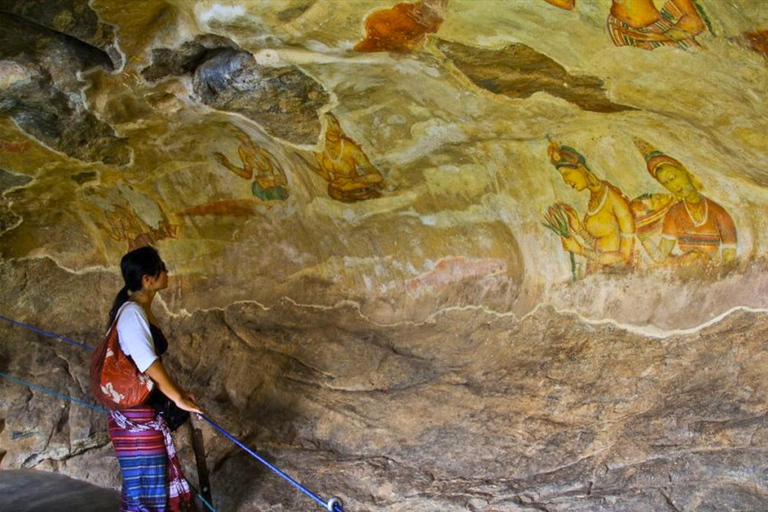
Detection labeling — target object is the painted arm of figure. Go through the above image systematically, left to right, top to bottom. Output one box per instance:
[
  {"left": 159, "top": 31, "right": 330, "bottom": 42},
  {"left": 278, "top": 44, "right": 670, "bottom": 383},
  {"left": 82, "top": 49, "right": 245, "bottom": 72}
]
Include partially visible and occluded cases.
[
  {"left": 543, "top": 0, "right": 575, "bottom": 10},
  {"left": 670, "top": 0, "right": 706, "bottom": 34},
  {"left": 349, "top": 143, "right": 385, "bottom": 186},
  {"left": 214, "top": 149, "right": 252, "bottom": 180},
  {"left": 311, "top": 152, "right": 332, "bottom": 181},
  {"left": 564, "top": 200, "right": 635, "bottom": 266},
  {"left": 615, "top": 201, "right": 636, "bottom": 265},
  {"left": 559, "top": 203, "right": 592, "bottom": 243},
  {"left": 716, "top": 206, "right": 738, "bottom": 264},
  {"left": 649, "top": 236, "right": 676, "bottom": 263},
  {"left": 145, "top": 360, "right": 202, "bottom": 414}
]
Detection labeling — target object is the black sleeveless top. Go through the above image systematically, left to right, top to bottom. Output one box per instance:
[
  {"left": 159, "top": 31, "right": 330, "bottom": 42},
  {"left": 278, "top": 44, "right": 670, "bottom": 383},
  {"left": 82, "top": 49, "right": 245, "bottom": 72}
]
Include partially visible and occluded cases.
[
  {"left": 145, "top": 323, "right": 189, "bottom": 430},
  {"left": 149, "top": 323, "right": 168, "bottom": 356},
  {"left": 145, "top": 324, "right": 168, "bottom": 407}
]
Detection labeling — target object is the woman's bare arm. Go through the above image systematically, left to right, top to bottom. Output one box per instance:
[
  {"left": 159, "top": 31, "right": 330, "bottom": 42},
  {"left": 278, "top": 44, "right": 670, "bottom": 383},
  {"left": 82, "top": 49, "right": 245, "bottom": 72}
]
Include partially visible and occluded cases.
[{"left": 145, "top": 360, "right": 202, "bottom": 414}]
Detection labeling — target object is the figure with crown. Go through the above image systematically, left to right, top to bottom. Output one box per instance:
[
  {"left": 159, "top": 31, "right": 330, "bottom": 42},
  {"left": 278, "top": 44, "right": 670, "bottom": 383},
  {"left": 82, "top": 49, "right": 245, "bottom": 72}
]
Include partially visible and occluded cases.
[
  {"left": 633, "top": 138, "right": 737, "bottom": 267},
  {"left": 545, "top": 140, "right": 636, "bottom": 277}
]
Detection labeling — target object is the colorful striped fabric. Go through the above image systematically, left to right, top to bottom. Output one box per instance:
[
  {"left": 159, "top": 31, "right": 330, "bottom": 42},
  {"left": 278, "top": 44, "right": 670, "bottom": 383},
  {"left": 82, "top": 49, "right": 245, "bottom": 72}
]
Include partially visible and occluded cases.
[
  {"left": 606, "top": 1, "right": 702, "bottom": 51},
  {"left": 108, "top": 406, "right": 192, "bottom": 512}
]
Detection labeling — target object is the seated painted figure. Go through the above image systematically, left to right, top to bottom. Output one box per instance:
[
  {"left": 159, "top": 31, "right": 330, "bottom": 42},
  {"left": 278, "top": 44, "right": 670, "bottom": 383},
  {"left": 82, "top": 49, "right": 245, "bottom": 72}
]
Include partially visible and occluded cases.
[
  {"left": 355, "top": 0, "right": 448, "bottom": 53},
  {"left": 544, "top": 0, "right": 707, "bottom": 50},
  {"left": 311, "top": 114, "right": 385, "bottom": 203},
  {"left": 634, "top": 138, "right": 737, "bottom": 266}
]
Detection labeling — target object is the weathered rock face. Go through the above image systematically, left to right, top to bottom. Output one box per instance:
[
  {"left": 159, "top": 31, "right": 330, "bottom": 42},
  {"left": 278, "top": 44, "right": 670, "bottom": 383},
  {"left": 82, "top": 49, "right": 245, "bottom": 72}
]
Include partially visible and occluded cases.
[
  {"left": 1, "top": 1, "right": 767, "bottom": 511},
  {"left": 0, "top": 3, "right": 130, "bottom": 165},
  {"left": 143, "top": 35, "right": 332, "bottom": 145}
]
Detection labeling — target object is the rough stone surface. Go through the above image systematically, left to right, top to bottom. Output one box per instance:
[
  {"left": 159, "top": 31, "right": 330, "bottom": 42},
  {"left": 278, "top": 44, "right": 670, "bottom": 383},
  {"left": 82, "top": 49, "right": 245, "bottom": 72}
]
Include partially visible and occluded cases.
[
  {"left": 1, "top": 1, "right": 767, "bottom": 511},
  {"left": 0, "top": 11, "right": 130, "bottom": 164},
  {"left": 143, "top": 36, "right": 331, "bottom": 145},
  {"left": 436, "top": 39, "right": 634, "bottom": 113}
]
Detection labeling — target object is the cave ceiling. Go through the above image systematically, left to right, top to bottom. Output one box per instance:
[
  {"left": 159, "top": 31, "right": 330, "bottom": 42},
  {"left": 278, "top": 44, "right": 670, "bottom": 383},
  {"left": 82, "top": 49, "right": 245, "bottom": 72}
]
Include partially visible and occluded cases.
[{"left": 1, "top": 2, "right": 768, "bottom": 509}]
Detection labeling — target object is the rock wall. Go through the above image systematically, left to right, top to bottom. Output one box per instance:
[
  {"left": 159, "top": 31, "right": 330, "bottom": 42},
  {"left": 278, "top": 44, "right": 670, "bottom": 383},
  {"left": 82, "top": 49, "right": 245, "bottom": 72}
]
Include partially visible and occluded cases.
[{"left": 1, "top": 1, "right": 767, "bottom": 510}]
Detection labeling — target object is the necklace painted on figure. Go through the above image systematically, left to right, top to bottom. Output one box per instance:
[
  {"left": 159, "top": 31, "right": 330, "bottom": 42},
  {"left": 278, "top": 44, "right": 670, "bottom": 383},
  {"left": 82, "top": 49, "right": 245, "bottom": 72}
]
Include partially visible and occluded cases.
[
  {"left": 587, "top": 184, "right": 608, "bottom": 216},
  {"left": 683, "top": 197, "right": 708, "bottom": 227}
]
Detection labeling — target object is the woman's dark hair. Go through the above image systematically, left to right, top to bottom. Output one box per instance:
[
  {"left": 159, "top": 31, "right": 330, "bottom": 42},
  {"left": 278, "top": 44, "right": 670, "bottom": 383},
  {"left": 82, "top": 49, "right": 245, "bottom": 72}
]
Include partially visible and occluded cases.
[{"left": 107, "top": 246, "right": 166, "bottom": 327}]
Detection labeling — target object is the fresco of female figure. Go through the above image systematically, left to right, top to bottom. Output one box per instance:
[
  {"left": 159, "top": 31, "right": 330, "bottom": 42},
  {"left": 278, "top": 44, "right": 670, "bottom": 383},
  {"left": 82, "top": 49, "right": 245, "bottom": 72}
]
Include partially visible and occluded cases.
[
  {"left": 543, "top": 0, "right": 706, "bottom": 50},
  {"left": 309, "top": 113, "right": 386, "bottom": 203},
  {"left": 214, "top": 132, "right": 289, "bottom": 202},
  {"left": 634, "top": 138, "right": 737, "bottom": 266},
  {"left": 548, "top": 141, "right": 635, "bottom": 274}
]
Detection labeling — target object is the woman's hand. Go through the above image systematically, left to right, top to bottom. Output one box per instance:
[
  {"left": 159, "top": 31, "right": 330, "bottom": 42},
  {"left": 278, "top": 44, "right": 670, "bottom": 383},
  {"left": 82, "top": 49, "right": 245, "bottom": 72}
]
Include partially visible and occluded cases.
[
  {"left": 558, "top": 203, "right": 581, "bottom": 233},
  {"left": 561, "top": 236, "right": 583, "bottom": 255},
  {"left": 174, "top": 392, "right": 203, "bottom": 415}
]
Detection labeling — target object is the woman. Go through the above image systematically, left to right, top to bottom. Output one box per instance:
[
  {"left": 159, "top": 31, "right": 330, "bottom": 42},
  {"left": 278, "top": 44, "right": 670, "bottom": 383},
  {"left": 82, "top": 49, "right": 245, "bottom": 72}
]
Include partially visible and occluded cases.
[
  {"left": 634, "top": 138, "right": 737, "bottom": 266},
  {"left": 548, "top": 140, "right": 636, "bottom": 274},
  {"left": 107, "top": 246, "right": 202, "bottom": 512}
]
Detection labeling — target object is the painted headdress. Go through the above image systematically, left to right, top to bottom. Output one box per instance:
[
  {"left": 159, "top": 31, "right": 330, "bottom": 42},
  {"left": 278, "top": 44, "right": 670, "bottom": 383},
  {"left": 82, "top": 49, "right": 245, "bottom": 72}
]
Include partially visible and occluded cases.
[
  {"left": 633, "top": 137, "right": 687, "bottom": 179},
  {"left": 547, "top": 140, "right": 587, "bottom": 169}
]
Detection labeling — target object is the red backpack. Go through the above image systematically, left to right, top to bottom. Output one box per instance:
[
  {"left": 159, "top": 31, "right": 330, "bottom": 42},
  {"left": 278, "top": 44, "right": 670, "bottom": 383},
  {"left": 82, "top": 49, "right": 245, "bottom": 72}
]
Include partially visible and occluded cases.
[{"left": 90, "top": 305, "right": 154, "bottom": 409}]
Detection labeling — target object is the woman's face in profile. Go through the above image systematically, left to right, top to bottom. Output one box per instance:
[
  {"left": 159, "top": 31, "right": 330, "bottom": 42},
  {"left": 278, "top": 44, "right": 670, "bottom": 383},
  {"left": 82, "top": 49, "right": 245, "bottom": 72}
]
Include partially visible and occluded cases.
[
  {"left": 558, "top": 165, "right": 589, "bottom": 191},
  {"left": 146, "top": 262, "right": 169, "bottom": 291}
]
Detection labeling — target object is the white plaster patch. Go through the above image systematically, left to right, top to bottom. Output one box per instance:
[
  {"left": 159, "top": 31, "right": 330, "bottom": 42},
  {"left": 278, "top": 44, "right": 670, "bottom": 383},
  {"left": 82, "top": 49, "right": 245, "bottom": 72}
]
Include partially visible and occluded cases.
[
  {"left": 196, "top": 3, "right": 247, "bottom": 29},
  {"left": 254, "top": 49, "right": 282, "bottom": 66},
  {"left": 393, "top": 58, "right": 441, "bottom": 78},
  {"left": 0, "top": 61, "right": 31, "bottom": 89},
  {"left": 388, "top": 121, "right": 468, "bottom": 165},
  {"left": 406, "top": 256, "right": 508, "bottom": 296}
]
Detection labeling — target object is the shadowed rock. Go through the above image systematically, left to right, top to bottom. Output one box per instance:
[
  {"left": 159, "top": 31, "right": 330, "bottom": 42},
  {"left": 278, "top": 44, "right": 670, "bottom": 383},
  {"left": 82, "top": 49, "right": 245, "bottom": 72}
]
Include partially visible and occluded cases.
[
  {"left": 0, "top": 0, "right": 122, "bottom": 68},
  {"left": 0, "top": 12, "right": 130, "bottom": 165},
  {"left": 142, "top": 36, "right": 331, "bottom": 145},
  {"left": 436, "top": 39, "right": 634, "bottom": 113},
  {"left": 0, "top": 168, "right": 32, "bottom": 194},
  {"left": 0, "top": 470, "right": 119, "bottom": 512}
]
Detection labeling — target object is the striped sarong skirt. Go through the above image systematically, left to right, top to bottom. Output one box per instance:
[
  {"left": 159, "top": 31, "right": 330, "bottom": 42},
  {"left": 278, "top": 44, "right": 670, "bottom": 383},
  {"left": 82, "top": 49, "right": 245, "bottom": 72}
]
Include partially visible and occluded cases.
[{"left": 108, "top": 406, "right": 191, "bottom": 512}]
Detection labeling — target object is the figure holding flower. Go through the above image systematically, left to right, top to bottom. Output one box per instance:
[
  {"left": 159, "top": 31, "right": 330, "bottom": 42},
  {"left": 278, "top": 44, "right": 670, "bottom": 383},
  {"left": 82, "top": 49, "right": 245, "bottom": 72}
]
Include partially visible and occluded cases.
[{"left": 546, "top": 140, "right": 636, "bottom": 276}]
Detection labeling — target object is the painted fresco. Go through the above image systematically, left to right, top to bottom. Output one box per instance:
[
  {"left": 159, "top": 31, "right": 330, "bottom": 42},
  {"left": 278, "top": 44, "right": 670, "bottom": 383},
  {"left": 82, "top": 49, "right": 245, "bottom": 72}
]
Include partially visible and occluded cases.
[
  {"left": 0, "top": 0, "right": 766, "bottom": 331},
  {"left": 355, "top": 0, "right": 448, "bottom": 53},
  {"left": 544, "top": 0, "right": 709, "bottom": 50},
  {"left": 3, "top": 3, "right": 768, "bottom": 510},
  {"left": 304, "top": 114, "right": 386, "bottom": 203},
  {"left": 214, "top": 129, "right": 289, "bottom": 202},
  {"left": 543, "top": 137, "right": 739, "bottom": 279},
  {"left": 633, "top": 138, "right": 737, "bottom": 267},
  {"left": 545, "top": 141, "right": 635, "bottom": 278},
  {"left": 79, "top": 185, "right": 177, "bottom": 252}
]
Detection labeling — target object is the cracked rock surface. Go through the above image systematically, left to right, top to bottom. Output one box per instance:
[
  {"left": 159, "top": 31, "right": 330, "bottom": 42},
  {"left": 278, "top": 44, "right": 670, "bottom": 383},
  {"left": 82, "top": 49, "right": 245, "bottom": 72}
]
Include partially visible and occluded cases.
[
  {"left": 0, "top": 1, "right": 767, "bottom": 511},
  {"left": 2, "top": 258, "right": 768, "bottom": 511}
]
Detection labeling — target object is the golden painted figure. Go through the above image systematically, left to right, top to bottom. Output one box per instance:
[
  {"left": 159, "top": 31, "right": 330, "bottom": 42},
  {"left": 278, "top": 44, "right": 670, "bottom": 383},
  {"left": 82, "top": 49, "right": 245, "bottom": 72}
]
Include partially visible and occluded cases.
[
  {"left": 543, "top": 0, "right": 707, "bottom": 50},
  {"left": 309, "top": 114, "right": 385, "bottom": 203},
  {"left": 214, "top": 133, "right": 289, "bottom": 202},
  {"left": 634, "top": 138, "right": 737, "bottom": 266},
  {"left": 547, "top": 141, "right": 635, "bottom": 274}
]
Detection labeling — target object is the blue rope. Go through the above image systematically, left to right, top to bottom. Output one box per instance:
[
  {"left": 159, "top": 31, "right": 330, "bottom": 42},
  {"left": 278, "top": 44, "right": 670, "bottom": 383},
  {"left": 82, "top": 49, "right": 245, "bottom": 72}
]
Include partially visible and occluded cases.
[
  {"left": 0, "top": 314, "right": 347, "bottom": 512},
  {"left": 0, "top": 314, "right": 95, "bottom": 352},
  {"left": 0, "top": 371, "right": 216, "bottom": 512},
  {"left": 0, "top": 371, "right": 109, "bottom": 413},
  {"left": 201, "top": 416, "right": 345, "bottom": 512}
]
